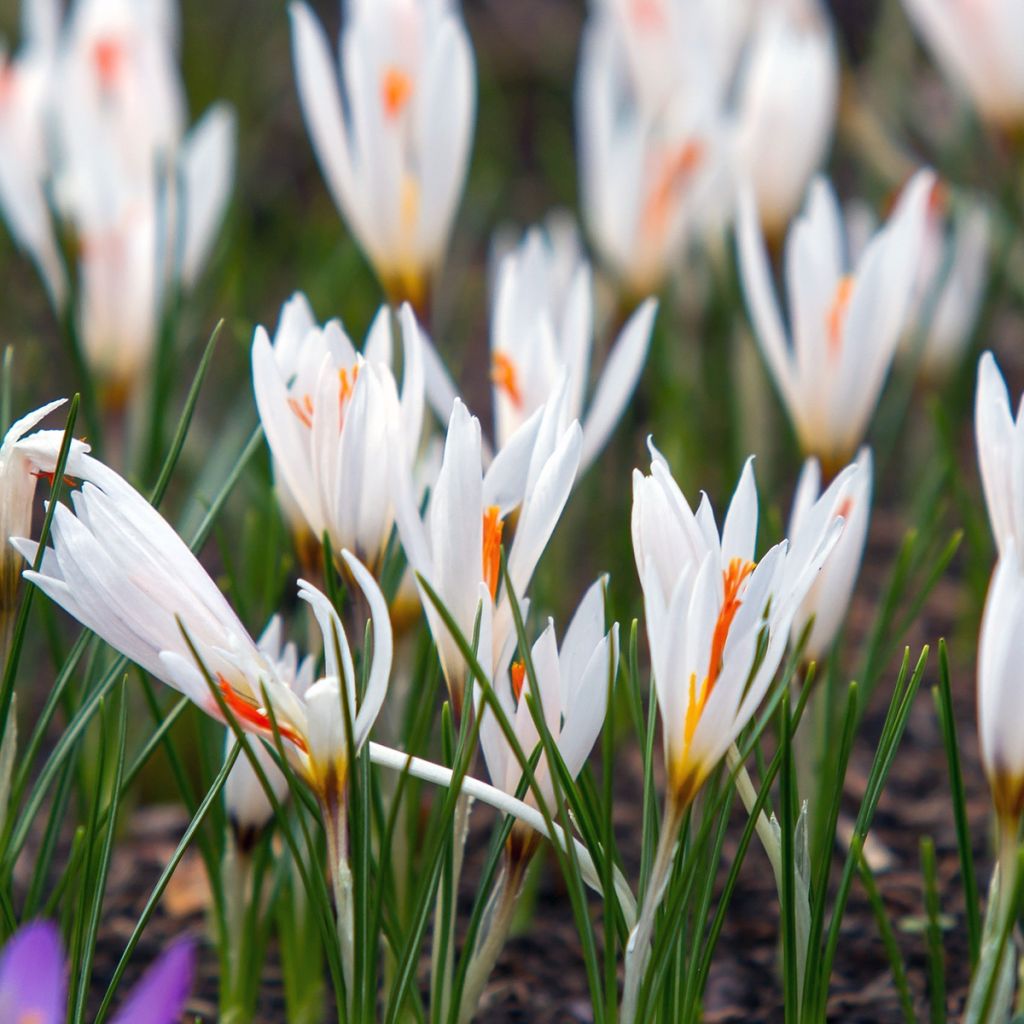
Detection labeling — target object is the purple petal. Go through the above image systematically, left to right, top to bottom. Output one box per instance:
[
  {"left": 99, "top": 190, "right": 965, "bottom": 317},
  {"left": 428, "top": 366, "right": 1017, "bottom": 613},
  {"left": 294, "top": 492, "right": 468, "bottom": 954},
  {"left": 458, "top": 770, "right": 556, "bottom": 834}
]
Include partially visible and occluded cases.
[
  {"left": 0, "top": 921, "right": 67, "bottom": 1024},
  {"left": 110, "top": 938, "right": 196, "bottom": 1024}
]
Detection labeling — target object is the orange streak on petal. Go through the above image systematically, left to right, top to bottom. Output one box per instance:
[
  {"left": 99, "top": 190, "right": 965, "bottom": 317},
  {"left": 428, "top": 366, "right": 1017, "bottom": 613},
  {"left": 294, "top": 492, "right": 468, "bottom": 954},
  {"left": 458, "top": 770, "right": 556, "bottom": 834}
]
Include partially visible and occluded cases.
[
  {"left": 93, "top": 36, "right": 125, "bottom": 88},
  {"left": 381, "top": 65, "right": 413, "bottom": 119},
  {"left": 642, "top": 140, "right": 705, "bottom": 242},
  {"left": 825, "top": 276, "right": 855, "bottom": 358},
  {"left": 491, "top": 352, "right": 524, "bottom": 410},
  {"left": 288, "top": 394, "right": 314, "bottom": 429},
  {"left": 482, "top": 505, "right": 504, "bottom": 601},
  {"left": 218, "top": 675, "right": 308, "bottom": 754}
]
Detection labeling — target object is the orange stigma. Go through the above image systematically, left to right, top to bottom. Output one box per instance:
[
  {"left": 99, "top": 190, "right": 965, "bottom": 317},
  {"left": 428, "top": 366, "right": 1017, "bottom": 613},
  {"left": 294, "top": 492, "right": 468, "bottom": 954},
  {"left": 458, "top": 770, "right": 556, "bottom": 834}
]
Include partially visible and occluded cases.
[
  {"left": 93, "top": 36, "right": 125, "bottom": 87},
  {"left": 381, "top": 66, "right": 413, "bottom": 119},
  {"left": 642, "top": 140, "right": 705, "bottom": 241},
  {"left": 825, "top": 276, "right": 855, "bottom": 357},
  {"left": 491, "top": 352, "right": 524, "bottom": 410},
  {"left": 339, "top": 364, "right": 359, "bottom": 406},
  {"left": 287, "top": 393, "right": 315, "bottom": 429},
  {"left": 32, "top": 469, "right": 79, "bottom": 489},
  {"left": 835, "top": 496, "right": 854, "bottom": 521},
  {"left": 482, "top": 505, "right": 504, "bottom": 600},
  {"left": 684, "top": 557, "right": 755, "bottom": 745},
  {"left": 511, "top": 661, "right": 526, "bottom": 702},
  {"left": 218, "top": 676, "right": 308, "bottom": 754}
]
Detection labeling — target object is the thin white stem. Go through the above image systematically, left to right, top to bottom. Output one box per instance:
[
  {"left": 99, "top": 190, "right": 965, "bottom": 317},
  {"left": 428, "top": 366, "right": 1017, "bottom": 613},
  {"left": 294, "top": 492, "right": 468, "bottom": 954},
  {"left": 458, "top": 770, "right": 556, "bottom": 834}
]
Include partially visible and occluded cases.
[
  {"left": 367, "top": 741, "right": 637, "bottom": 927},
  {"left": 320, "top": 795, "right": 354, "bottom": 1004},
  {"left": 619, "top": 797, "right": 684, "bottom": 1024}
]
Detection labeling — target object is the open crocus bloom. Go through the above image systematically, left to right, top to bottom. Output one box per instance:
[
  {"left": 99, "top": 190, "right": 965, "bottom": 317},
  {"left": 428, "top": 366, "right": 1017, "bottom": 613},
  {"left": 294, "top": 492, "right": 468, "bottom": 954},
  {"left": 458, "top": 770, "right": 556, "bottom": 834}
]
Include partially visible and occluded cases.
[
  {"left": 0, "top": 0, "right": 65, "bottom": 307},
  {"left": 0, "top": 0, "right": 235, "bottom": 402},
  {"left": 289, "top": 0, "right": 475, "bottom": 311},
  {"left": 577, "top": 0, "right": 736, "bottom": 297},
  {"left": 731, "top": 0, "right": 837, "bottom": 242},
  {"left": 901, "top": 0, "right": 1024, "bottom": 129},
  {"left": 737, "top": 169, "right": 934, "bottom": 472},
  {"left": 907, "top": 190, "right": 988, "bottom": 379},
  {"left": 489, "top": 220, "right": 657, "bottom": 472},
  {"left": 252, "top": 296, "right": 425, "bottom": 571},
  {"left": 975, "top": 351, "right": 1024, "bottom": 560},
  {"left": 394, "top": 396, "right": 581, "bottom": 711},
  {"left": 12, "top": 445, "right": 392, "bottom": 804},
  {"left": 789, "top": 448, "right": 872, "bottom": 662},
  {"left": 632, "top": 451, "right": 846, "bottom": 807},
  {"left": 478, "top": 577, "right": 619, "bottom": 812},
  {"left": 0, "top": 919, "right": 194, "bottom": 1024}
]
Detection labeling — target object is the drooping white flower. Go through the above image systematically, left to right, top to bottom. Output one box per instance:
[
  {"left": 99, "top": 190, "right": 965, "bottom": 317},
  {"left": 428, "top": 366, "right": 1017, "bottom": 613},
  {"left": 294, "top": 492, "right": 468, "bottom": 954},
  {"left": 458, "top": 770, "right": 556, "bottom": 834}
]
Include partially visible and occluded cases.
[
  {"left": 289, "top": 0, "right": 475, "bottom": 311},
  {"left": 577, "top": 0, "right": 736, "bottom": 296},
  {"left": 731, "top": 0, "right": 838, "bottom": 241},
  {"left": 901, "top": 0, "right": 1024, "bottom": 129},
  {"left": 737, "top": 169, "right": 935, "bottom": 470},
  {"left": 489, "top": 220, "right": 657, "bottom": 471},
  {"left": 252, "top": 298, "right": 425, "bottom": 571},
  {"left": 975, "top": 351, "right": 1024, "bottom": 562},
  {"left": 393, "top": 396, "right": 581, "bottom": 710},
  {"left": 0, "top": 398, "right": 87, "bottom": 616},
  {"left": 12, "top": 445, "right": 392, "bottom": 802},
  {"left": 632, "top": 448, "right": 846, "bottom": 806},
  {"left": 788, "top": 448, "right": 872, "bottom": 661},
  {"left": 478, "top": 577, "right": 618, "bottom": 810},
  {"left": 223, "top": 616, "right": 315, "bottom": 847}
]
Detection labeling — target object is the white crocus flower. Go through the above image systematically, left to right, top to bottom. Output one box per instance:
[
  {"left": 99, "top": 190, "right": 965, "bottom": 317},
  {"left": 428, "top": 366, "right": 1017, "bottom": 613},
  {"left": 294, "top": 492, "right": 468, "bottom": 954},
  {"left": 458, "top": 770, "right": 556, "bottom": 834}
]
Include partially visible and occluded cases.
[
  {"left": 0, "top": 0, "right": 65, "bottom": 307},
  {"left": 289, "top": 0, "right": 475, "bottom": 312},
  {"left": 577, "top": 0, "right": 732, "bottom": 297},
  {"left": 731, "top": 0, "right": 838, "bottom": 242},
  {"left": 901, "top": 0, "right": 1024, "bottom": 129},
  {"left": 737, "top": 169, "right": 934, "bottom": 472},
  {"left": 908, "top": 192, "right": 989, "bottom": 379},
  {"left": 489, "top": 222, "right": 657, "bottom": 471},
  {"left": 252, "top": 299, "right": 425, "bottom": 572},
  {"left": 975, "top": 351, "right": 1024, "bottom": 561},
  {"left": 393, "top": 396, "right": 582, "bottom": 712},
  {"left": 0, "top": 398, "right": 87, "bottom": 623},
  {"left": 11, "top": 446, "right": 391, "bottom": 804},
  {"left": 789, "top": 448, "right": 872, "bottom": 662},
  {"left": 632, "top": 450, "right": 846, "bottom": 806},
  {"left": 478, "top": 577, "right": 618, "bottom": 811},
  {"left": 223, "top": 616, "right": 316, "bottom": 848}
]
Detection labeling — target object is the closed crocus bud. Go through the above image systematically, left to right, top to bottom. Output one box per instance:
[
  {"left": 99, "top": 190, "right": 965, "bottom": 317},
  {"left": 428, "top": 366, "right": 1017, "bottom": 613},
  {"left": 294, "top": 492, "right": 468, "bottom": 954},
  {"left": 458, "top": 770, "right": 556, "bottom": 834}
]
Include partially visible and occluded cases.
[
  {"left": 289, "top": 0, "right": 476, "bottom": 313},
  {"left": 732, "top": 0, "right": 838, "bottom": 242},
  {"left": 901, "top": 0, "right": 1024, "bottom": 130},
  {"left": 737, "top": 169, "right": 934, "bottom": 473},
  {"left": 907, "top": 190, "right": 989, "bottom": 380},
  {"left": 252, "top": 299, "right": 425, "bottom": 573},
  {"left": 975, "top": 351, "right": 1024, "bottom": 559},
  {"left": 0, "top": 399, "right": 86, "bottom": 631},
  {"left": 789, "top": 448, "right": 872, "bottom": 662}
]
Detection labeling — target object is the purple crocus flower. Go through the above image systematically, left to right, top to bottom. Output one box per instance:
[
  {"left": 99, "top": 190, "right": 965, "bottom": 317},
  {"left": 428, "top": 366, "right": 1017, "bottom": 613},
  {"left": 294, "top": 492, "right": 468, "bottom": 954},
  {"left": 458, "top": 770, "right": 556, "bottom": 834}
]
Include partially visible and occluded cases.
[{"left": 0, "top": 920, "right": 196, "bottom": 1024}]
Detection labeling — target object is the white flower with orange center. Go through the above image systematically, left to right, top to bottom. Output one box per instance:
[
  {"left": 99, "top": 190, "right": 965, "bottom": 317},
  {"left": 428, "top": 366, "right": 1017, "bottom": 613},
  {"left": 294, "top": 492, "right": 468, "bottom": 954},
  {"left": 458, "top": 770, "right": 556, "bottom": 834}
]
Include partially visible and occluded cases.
[
  {"left": 289, "top": 0, "right": 475, "bottom": 312},
  {"left": 577, "top": 0, "right": 736, "bottom": 296},
  {"left": 731, "top": 0, "right": 838, "bottom": 242},
  {"left": 900, "top": 0, "right": 1024, "bottom": 129},
  {"left": 736, "top": 169, "right": 935, "bottom": 472},
  {"left": 488, "top": 219, "right": 657, "bottom": 472},
  {"left": 252, "top": 299, "right": 425, "bottom": 572},
  {"left": 393, "top": 396, "right": 582, "bottom": 712},
  {"left": 12, "top": 444, "right": 392, "bottom": 808},
  {"left": 788, "top": 447, "right": 872, "bottom": 662},
  {"left": 632, "top": 450, "right": 848, "bottom": 807},
  {"left": 478, "top": 577, "right": 619, "bottom": 812}
]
